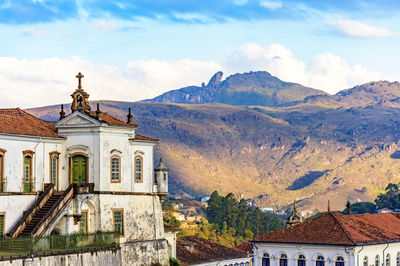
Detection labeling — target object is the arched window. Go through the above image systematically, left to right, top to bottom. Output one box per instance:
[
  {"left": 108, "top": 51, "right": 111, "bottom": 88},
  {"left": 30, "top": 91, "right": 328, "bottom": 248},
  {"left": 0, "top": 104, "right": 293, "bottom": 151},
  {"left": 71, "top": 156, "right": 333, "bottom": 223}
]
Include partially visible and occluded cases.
[
  {"left": 110, "top": 155, "right": 121, "bottom": 182},
  {"left": 134, "top": 155, "right": 143, "bottom": 183},
  {"left": 262, "top": 253, "right": 270, "bottom": 266},
  {"left": 396, "top": 253, "right": 400, "bottom": 266},
  {"left": 280, "top": 254, "right": 288, "bottom": 266},
  {"left": 387, "top": 254, "right": 391, "bottom": 266},
  {"left": 298, "top": 255, "right": 306, "bottom": 266},
  {"left": 376, "top": 255, "right": 380, "bottom": 266},
  {"left": 316, "top": 256, "right": 325, "bottom": 266},
  {"left": 336, "top": 256, "right": 345, "bottom": 266},
  {"left": 364, "top": 256, "right": 368, "bottom": 266}
]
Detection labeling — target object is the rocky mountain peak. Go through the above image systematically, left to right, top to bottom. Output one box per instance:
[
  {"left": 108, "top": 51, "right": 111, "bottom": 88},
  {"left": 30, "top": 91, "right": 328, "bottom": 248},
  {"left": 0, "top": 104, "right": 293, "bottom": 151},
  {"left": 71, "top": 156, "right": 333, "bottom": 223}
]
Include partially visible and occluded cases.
[{"left": 207, "top": 71, "right": 223, "bottom": 88}]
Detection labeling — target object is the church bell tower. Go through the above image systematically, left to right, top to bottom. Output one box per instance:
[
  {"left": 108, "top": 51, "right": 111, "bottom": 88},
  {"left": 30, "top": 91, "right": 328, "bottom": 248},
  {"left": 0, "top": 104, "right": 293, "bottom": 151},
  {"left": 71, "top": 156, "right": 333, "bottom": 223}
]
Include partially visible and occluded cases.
[{"left": 71, "top": 72, "right": 91, "bottom": 114}]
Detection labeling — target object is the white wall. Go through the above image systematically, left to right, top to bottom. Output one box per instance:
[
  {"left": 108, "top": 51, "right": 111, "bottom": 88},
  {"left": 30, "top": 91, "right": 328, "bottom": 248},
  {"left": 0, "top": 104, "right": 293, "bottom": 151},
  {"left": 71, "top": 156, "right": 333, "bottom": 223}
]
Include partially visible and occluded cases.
[
  {"left": 57, "top": 117, "right": 156, "bottom": 193},
  {"left": 0, "top": 134, "right": 65, "bottom": 192},
  {"left": 0, "top": 195, "right": 37, "bottom": 233},
  {"left": 254, "top": 242, "right": 400, "bottom": 266},
  {"left": 254, "top": 243, "right": 352, "bottom": 266}
]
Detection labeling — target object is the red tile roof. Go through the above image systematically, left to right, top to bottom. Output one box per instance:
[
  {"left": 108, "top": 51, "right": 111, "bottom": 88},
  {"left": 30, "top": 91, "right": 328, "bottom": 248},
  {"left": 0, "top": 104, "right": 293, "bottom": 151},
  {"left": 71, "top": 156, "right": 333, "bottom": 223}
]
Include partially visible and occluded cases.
[
  {"left": 0, "top": 108, "right": 62, "bottom": 138},
  {"left": 88, "top": 112, "right": 138, "bottom": 128},
  {"left": 131, "top": 134, "right": 159, "bottom": 142},
  {"left": 253, "top": 212, "right": 400, "bottom": 245},
  {"left": 177, "top": 235, "right": 247, "bottom": 266},
  {"left": 235, "top": 241, "right": 253, "bottom": 254}
]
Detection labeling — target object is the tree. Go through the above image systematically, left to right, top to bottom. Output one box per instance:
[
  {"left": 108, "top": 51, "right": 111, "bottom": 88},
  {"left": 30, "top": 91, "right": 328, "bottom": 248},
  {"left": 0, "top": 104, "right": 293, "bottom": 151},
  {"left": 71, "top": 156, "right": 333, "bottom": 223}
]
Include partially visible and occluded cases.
[
  {"left": 375, "top": 183, "right": 400, "bottom": 210},
  {"left": 205, "top": 191, "right": 284, "bottom": 240},
  {"left": 342, "top": 202, "right": 376, "bottom": 214}
]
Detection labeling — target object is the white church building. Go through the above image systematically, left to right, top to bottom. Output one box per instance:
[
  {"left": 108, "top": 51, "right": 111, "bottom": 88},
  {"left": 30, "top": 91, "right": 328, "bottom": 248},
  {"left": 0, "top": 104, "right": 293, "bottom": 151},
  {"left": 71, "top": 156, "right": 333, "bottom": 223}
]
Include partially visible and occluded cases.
[
  {"left": 0, "top": 73, "right": 170, "bottom": 265},
  {"left": 252, "top": 210, "right": 400, "bottom": 266}
]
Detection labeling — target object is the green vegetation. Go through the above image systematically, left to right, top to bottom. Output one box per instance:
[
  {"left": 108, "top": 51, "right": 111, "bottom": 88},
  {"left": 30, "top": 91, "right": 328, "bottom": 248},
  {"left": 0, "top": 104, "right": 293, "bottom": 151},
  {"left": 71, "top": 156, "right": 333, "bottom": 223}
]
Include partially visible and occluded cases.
[
  {"left": 375, "top": 183, "right": 400, "bottom": 210},
  {"left": 205, "top": 191, "right": 284, "bottom": 245},
  {"left": 163, "top": 199, "right": 182, "bottom": 228},
  {"left": 338, "top": 202, "right": 376, "bottom": 214},
  {"left": 0, "top": 232, "right": 119, "bottom": 259},
  {"left": 169, "top": 257, "right": 181, "bottom": 266}
]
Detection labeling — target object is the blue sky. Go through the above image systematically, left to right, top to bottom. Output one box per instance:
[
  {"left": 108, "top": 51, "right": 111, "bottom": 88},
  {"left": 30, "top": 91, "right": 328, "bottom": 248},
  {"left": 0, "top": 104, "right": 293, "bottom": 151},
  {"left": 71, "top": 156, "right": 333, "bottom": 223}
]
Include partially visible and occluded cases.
[{"left": 0, "top": 0, "right": 400, "bottom": 107}]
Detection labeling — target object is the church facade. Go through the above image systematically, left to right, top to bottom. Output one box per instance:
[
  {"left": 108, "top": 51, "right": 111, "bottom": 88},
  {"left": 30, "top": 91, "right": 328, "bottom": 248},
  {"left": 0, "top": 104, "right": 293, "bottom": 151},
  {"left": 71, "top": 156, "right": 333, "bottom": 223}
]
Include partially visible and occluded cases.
[{"left": 0, "top": 73, "right": 169, "bottom": 265}]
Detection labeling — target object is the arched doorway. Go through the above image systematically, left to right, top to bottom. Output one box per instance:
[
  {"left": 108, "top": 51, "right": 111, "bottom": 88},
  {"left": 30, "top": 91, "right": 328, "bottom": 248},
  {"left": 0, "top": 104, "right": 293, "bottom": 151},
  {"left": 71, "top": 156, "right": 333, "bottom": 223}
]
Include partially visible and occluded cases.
[{"left": 71, "top": 155, "right": 88, "bottom": 184}]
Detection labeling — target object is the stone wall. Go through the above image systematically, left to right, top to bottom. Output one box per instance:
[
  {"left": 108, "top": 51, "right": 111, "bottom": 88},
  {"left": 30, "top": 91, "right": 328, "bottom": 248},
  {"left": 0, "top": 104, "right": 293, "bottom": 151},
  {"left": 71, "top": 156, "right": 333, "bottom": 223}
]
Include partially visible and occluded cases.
[
  {"left": 121, "top": 239, "right": 169, "bottom": 266},
  {"left": 0, "top": 248, "right": 121, "bottom": 266}
]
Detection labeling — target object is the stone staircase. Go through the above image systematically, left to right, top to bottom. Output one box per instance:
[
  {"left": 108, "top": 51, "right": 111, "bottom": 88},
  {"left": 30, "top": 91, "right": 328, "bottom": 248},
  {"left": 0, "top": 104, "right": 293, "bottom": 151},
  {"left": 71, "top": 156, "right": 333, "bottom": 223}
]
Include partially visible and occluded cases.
[
  {"left": 7, "top": 184, "right": 75, "bottom": 238},
  {"left": 19, "top": 193, "right": 63, "bottom": 237}
]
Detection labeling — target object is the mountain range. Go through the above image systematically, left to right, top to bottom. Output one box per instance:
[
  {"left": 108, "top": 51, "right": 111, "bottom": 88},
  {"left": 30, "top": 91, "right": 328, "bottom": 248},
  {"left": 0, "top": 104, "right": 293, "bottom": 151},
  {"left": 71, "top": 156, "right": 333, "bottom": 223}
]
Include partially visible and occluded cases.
[{"left": 27, "top": 71, "right": 400, "bottom": 212}]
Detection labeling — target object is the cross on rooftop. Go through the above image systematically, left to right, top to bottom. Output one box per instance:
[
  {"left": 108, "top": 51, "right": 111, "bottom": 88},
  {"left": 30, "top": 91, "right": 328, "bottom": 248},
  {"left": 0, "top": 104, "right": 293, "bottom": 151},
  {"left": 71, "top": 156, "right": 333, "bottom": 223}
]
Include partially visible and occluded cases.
[{"left": 76, "top": 72, "right": 84, "bottom": 90}]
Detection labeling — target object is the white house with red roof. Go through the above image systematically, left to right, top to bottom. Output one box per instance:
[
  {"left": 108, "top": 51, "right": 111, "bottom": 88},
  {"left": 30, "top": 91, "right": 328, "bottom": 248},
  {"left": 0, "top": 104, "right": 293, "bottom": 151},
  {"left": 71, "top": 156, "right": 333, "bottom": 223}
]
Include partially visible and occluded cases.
[
  {"left": 0, "top": 73, "right": 170, "bottom": 265},
  {"left": 252, "top": 211, "right": 400, "bottom": 266}
]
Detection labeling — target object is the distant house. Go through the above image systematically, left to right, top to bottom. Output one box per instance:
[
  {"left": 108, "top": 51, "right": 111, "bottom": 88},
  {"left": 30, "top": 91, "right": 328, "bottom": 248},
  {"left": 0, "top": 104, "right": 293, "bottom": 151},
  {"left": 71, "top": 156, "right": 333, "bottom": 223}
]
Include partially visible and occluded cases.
[
  {"left": 200, "top": 197, "right": 210, "bottom": 203},
  {"left": 260, "top": 207, "right": 274, "bottom": 213},
  {"left": 377, "top": 207, "right": 393, "bottom": 213},
  {"left": 252, "top": 211, "right": 400, "bottom": 266},
  {"left": 172, "top": 212, "right": 186, "bottom": 221},
  {"left": 164, "top": 225, "right": 182, "bottom": 259},
  {"left": 177, "top": 235, "right": 253, "bottom": 266}
]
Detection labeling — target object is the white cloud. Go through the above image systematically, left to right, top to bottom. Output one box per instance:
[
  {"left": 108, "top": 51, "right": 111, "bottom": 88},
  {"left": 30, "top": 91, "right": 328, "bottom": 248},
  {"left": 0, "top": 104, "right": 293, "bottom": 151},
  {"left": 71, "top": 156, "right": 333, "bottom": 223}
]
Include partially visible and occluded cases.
[
  {"left": 260, "top": 1, "right": 282, "bottom": 10},
  {"left": 93, "top": 19, "right": 117, "bottom": 32},
  {"left": 329, "top": 19, "right": 395, "bottom": 38},
  {"left": 21, "top": 27, "right": 45, "bottom": 37},
  {"left": 0, "top": 43, "right": 385, "bottom": 108},
  {"left": 225, "top": 43, "right": 383, "bottom": 94},
  {"left": 0, "top": 57, "right": 222, "bottom": 108}
]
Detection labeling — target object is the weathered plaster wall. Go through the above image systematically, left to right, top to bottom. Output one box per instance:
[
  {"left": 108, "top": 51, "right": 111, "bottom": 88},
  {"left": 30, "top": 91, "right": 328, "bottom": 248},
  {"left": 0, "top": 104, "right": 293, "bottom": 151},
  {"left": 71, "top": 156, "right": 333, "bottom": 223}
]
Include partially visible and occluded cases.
[
  {"left": 0, "top": 194, "right": 37, "bottom": 233},
  {"left": 99, "top": 194, "right": 165, "bottom": 241},
  {"left": 121, "top": 239, "right": 169, "bottom": 266},
  {"left": 0, "top": 249, "right": 121, "bottom": 266}
]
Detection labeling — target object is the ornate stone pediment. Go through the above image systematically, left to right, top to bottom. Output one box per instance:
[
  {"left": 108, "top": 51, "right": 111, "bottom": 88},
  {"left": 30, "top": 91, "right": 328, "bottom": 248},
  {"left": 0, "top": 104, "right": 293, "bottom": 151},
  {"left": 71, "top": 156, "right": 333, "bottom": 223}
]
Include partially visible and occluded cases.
[{"left": 56, "top": 111, "right": 100, "bottom": 128}]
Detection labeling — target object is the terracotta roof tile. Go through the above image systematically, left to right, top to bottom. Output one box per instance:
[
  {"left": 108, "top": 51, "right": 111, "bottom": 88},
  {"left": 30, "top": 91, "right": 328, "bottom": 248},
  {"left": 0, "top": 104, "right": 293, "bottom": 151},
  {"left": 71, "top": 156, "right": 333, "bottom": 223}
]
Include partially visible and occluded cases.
[
  {"left": 0, "top": 108, "right": 62, "bottom": 138},
  {"left": 88, "top": 111, "right": 139, "bottom": 128},
  {"left": 132, "top": 134, "right": 159, "bottom": 142},
  {"left": 253, "top": 212, "right": 400, "bottom": 245},
  {"left": 177, "top": 235, "right": 247, "bottom": 265},
  {"left": 235, "top": 241, "right": 254, "bottom": 254}
]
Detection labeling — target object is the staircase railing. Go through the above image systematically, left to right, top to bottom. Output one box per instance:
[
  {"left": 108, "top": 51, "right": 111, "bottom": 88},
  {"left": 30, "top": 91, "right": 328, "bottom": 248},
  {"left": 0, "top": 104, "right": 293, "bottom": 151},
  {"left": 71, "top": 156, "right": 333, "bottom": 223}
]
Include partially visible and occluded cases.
[
  {"left": 7, "top": 184, "right": 55, "bottom": 239},
  {"left": 31, "top": 184, "right": 74, "bottom": 237}
]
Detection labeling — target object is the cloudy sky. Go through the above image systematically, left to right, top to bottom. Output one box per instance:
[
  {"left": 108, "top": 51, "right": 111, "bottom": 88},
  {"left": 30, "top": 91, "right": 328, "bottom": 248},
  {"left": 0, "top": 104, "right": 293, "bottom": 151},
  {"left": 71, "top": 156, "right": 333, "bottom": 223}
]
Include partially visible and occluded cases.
[{"left": 0, "top": 0, "right": 399, "bottom": 107}]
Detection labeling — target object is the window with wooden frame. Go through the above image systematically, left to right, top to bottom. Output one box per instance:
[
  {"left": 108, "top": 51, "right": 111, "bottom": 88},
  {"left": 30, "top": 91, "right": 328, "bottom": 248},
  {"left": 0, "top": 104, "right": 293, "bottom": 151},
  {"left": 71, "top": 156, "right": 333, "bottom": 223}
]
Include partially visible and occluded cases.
[
  {"left": 0, "top": 149, "right": 6, "bottom": 192},
  {"left": 23, "top": 150, "right": 34, "bottom": 192},
  {"left": 49, "top": 152, "right": 60, "bottom": 189},
  {"left": 110, "top": 155, "right": 121, "bottom": 183},
  {"left": 134, "top": 155, "right": 143, "bottom": 183},
  {"left": 113, "top": 209, "right": 124, "bottom": 235},
  {"left": 79, "top": 210, "right": 88, "bottom": 235},
  {"left": 0, "top": 212, "right": 4, "bottom": 238}
]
